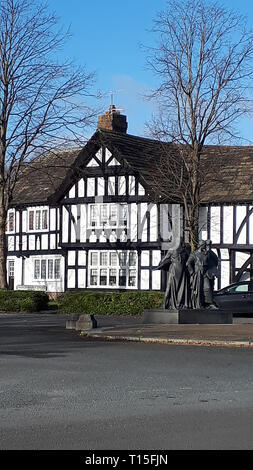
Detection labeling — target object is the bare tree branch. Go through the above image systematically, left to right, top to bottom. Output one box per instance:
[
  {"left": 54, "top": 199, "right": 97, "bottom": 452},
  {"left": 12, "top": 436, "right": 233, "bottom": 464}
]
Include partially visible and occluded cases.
[
  {"left": 0, "top": 0, "right": 97, "bottom": 288},
  {"left": 144, "top": 0, "right": 253, "bottom": 250}
]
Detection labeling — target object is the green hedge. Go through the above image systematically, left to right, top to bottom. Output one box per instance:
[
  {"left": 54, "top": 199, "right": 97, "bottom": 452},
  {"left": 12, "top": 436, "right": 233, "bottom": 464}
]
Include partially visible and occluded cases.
[
  {"left": 0, "top": 290, "right": 49, "bottom": 312},
  {"left": 57, "top": 291, "right": 164, "bottom": 316}
]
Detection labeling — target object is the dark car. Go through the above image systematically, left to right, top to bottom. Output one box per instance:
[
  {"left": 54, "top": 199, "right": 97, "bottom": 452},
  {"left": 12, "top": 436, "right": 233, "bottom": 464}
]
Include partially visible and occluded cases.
[{"left": 214, "top": 281, "right": 253, "bottom": 314}]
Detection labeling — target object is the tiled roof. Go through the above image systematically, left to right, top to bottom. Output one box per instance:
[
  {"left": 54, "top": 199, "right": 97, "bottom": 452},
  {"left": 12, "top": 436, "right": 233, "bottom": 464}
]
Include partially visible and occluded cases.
[
  {"left": 11, "top": 129, "right": 253, "bottom": 205},
  {"left": 12, "top": 147, "right": 81, "bottom": 205}
]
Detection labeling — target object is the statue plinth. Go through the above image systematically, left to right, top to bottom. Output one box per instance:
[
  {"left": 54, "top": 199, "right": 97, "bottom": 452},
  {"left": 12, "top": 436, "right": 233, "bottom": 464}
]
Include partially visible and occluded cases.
[{"left": 142, "top": 308, "right": 233, "bottom": 324}]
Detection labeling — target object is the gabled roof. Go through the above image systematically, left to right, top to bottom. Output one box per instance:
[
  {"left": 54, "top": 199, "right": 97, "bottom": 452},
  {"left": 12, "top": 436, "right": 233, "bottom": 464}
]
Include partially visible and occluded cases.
[{"left": 11, "top": 128, "right": 253, "bottom": 206}]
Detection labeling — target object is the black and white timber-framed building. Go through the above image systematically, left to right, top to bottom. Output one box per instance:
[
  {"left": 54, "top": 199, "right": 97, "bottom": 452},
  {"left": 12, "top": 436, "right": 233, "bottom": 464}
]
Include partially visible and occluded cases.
[{"left": 6, "top": 105, "right": 253, "bottom": 297}]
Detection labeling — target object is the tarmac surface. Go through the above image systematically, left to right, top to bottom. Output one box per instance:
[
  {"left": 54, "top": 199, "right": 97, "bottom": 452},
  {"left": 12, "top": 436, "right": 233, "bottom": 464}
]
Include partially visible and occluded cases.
[
  {"left": 3, "top": 310, "right": 253, "bottom": 348},
  {"left": 83, "top": 314, "right": 253, "bottom": 348}
]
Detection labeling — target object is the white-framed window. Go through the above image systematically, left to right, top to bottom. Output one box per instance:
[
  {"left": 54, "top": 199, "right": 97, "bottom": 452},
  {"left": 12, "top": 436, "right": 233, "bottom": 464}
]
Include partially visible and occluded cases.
[
  {"left": 88, "top": 203, "right": 128, "bottom": 228},
  {"left": 28, "top": 208, "right": 48, "bottom": 231},
  {"left": 7, "top": 211, "right": 15, "bottom": 232},
  {"left": 88, "top": 250, "right": 138, "bottom": 288},
  {"left": 33, "top": 258, "right": 61, "bottom": 280}
]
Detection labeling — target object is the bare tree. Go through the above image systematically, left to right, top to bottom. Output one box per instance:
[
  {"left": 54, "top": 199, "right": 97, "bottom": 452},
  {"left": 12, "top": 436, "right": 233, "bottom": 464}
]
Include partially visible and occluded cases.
[
  {"left": 0, "top": 0, "right": 96, "bottom": 288},
  {"left": 145, "top": 0, "right": 253, "bottom": 250}
]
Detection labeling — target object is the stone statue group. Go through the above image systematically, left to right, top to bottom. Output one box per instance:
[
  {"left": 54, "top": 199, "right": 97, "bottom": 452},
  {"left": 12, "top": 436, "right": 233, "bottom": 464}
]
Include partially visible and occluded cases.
[{"left": 154, "top": 238, "right": 219, "bottom": 310}]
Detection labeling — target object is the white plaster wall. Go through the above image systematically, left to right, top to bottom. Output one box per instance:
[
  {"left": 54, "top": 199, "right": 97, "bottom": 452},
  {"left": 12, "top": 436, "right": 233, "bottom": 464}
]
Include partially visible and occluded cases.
[
  {"left": 118, "top": 176, "right": 126, "bottom": 195},
  {"left": 129, "top": 176, "right": 135, "bottom": 195},
  {"left": 97, "top": 177, "right": 105, "bottom": 196},
  {"left": 108, "top": 177, "right": 115, "bottom": 195},
  {"left": 78, "top": 178, "right": 85, "bottom": 197},
  {"left": 87, "top": 178, "right": 95, "bottom": 196},
  {"left": 69, "top": 185, "right": 75, "bottom": 198},
  {"left": 130, "top": 203, "right": 137, "bottom": 241},
  {"left": 139, "top": 203, "right": 147, "bottom": 242},
  {"left": 80, "top": 204, "right": 86, "bottom": 242},
  {"left": 149, "top": 204, "right": 158, "bottom": 241},
  {"left": 71, "top": 205, "right": 78, "bottom": 243},
  {"left": 236, "top": 205, "right": 247, "bottom": 244},
  {"left": 62, "top": 206, "right": 69, "bottom": 243},
  {"left": 210, "top": 206, "right": 220, "bottom": 243},
  {"left": 223, "top": 206, "right": 233, "bottom": 243},
  {"left": 249, "top": 206, "right": 253, "bottom": 244},
  {"left": 50, "top": 208, "right": 56, "bottom": 230},
  {"left": 16, "top": 211, "right": 20, "bottom": 232},
  {"left": 41, "top": 234, "right": 48, "bottom": 250},
  {"left": 50, "top": 234, "right": 56, "bottom": 250},
  {"left": 29, "top": 235, "right": 35, "bottom": 250},
  {"left": 8, "top": 236, "right": 15, "bottom": 251},
  {"left": 78, "top": 250, "right": 86, "bottom": 265},
  {"left": 152, "top": 250, "right": 161, "bottom": 266},
  {"left": 68, "top": 251, "right": 75, "bottom": 266},
  {"left": 141, "top": 251, "right": 149, "bottom": 266},
  {"left": 220, "top": 260, "right": 230, "bottom": 288},
  {"left": 67, "top": 269, "right": 75, "bottom": 288},
  {"left": 78, "top": 269, "right": 86, "bottom": 288},
  {"left": 141, "top": 269, "right": 149, "bottom": 289},
  {"left": 152, "top": 271, "right": 161, "bottom": 290}
]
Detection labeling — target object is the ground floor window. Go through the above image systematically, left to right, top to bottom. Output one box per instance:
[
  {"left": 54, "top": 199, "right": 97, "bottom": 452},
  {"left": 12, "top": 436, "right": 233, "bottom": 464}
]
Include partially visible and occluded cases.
[
  {"left": 88, "top": 250, "right": 137, "bottom": 288},
  {"left": 34, "top": 258, "right": 61, "bottom": 280}
]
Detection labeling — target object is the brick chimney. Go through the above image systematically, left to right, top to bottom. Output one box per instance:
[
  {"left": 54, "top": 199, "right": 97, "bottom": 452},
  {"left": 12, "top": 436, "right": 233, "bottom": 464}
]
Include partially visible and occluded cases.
[{"left": 98, "top": 105, "right": 128, "bottom": 133}]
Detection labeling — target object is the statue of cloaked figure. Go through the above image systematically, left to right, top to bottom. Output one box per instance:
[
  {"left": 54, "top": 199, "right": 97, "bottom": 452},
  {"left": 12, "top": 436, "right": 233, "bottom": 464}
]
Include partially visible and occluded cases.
[
  {"left": 154, "top": 238, "right": 191, "bottom": 310},
  {"left": 186, "top": 239, "right": 219, "bottom": 309}
]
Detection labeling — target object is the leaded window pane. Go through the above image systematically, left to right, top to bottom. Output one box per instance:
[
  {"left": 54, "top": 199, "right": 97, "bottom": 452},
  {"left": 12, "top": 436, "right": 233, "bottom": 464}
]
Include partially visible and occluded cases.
[
  {"left": 90, "top": 205, "right": 97, "bottom": 226},
  {"left": 100, "top": 205, "right": 107, "bottom": 224},
  {"left": 109, "top": 205, "right": 117, "bottom": 226},
  {"left": 42, "top": 210, "right": 48, "bottom": 229},
  {"left": 29, "top": 211, "right": 34, "bottom": 230},
  {"left": 8, "top": 213, "right": 14, "bottom": 232},
  {"left": 129, "top": 251, "right": 137, "bottom": 266},
  {"left": 91, "top": 252, "right": 98, "bottom": 265},
  {"left": 100, "top": 252, "right": 108, "bottom": 265},
  {"left": 110, "top": 252, "right": 117, "bottom": 266},
  {"left": 119, "top": 252, "right": 127, "bottom": 266},
  {"left": 48, "top": 259, "right": 54, "bottom": 279},
  {"left": 54, "top": 259, "right": 61, "bottom": 279},
  {"left": 34, "top": 260, "right": 40, "bottom": 279},
  {"left": 41, "top": 260, "right": 46, "bottom": 279},
  {"left": 100, "top": 268, "right": 107, "bottom": 285},
  {"left": 90, "top": 269, "right": 98, "bottom": 285},
  {"left": 109, "top": 269, "right": 117, "bottom": 286},
  {"left": 119, "top": 269, "right": 126, "bottom": 286},
  {"left": 129, "top": 269, "right": 137, "bottom": 286}
]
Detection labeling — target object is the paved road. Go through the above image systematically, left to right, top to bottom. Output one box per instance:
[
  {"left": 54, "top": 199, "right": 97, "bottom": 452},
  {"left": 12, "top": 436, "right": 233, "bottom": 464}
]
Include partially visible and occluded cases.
[{"left": 1, "top": 313, "right": 253, "bottom": 450}]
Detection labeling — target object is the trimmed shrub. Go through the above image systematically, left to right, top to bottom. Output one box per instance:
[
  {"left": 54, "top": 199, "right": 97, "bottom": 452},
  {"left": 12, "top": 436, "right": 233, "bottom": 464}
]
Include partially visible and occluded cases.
[
  {"left": 0, "top": 290, "right": 49, "bottom": 312},
  {"left": 57, "top": 291, "right": 164, "bottom": 316}
]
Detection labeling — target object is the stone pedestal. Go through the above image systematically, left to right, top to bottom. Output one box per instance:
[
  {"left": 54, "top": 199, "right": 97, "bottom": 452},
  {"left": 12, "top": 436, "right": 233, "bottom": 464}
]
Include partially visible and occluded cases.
[
  {"left": 142, "top": 308, "right": 233, "bottom": 324},
  {"left": 66, "top": 313, "right": 97, "bottom": 330},
  {"left": 66, "top": 313, "right": 81, "bottom": 330}
]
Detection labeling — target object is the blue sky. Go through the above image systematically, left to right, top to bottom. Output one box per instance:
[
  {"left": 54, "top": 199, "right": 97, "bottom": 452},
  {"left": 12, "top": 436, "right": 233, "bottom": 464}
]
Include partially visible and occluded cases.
[{"left": 51, "top": 0, "right": 253, "bottom": 142}]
